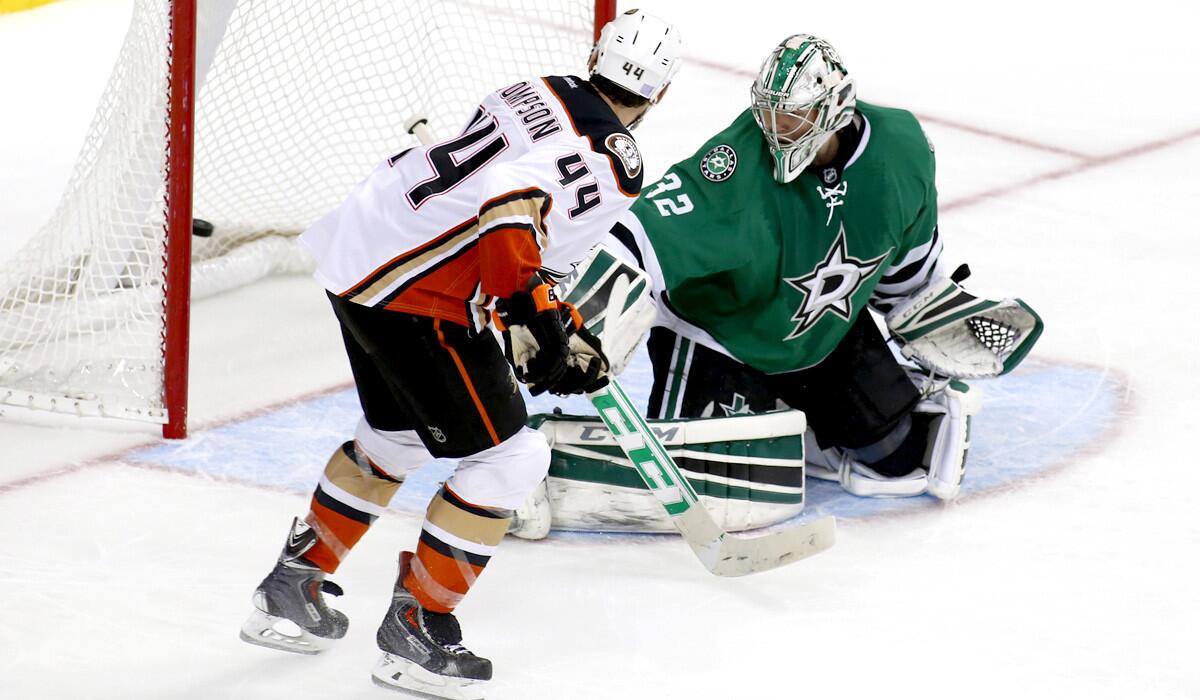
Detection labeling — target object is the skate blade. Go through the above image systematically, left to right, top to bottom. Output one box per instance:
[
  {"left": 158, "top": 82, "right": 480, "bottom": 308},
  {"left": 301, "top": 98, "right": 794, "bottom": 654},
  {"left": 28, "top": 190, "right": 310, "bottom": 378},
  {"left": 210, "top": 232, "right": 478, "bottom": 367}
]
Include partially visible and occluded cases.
[
  {"left": 239, "top": 609, "right": 335, "bottom": 655},
  {"left": 371, "top": 653, "right": 486, "bottom": 700}
]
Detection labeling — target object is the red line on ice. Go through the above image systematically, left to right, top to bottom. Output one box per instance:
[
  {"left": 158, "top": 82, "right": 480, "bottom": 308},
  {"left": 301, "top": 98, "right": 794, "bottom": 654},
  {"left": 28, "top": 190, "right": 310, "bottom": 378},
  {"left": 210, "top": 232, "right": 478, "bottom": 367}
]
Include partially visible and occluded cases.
[{"left": 943, "top": 126, "right": 1200, "bottom": 211}]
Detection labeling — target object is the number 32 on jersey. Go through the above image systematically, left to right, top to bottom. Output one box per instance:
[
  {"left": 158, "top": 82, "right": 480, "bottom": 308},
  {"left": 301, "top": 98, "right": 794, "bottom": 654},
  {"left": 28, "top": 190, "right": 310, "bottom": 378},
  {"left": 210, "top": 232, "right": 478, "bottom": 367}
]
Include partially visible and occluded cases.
[{"left": 644, "top": 172, "right": 693, "bottom": 217}]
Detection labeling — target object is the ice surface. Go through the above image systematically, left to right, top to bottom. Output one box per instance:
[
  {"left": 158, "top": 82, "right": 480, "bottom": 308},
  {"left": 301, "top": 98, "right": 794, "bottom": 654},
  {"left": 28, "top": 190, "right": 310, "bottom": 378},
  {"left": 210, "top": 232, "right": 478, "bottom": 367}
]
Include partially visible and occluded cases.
[{"left": 2, "top": 1, "right": 1199, "bottom": 699}]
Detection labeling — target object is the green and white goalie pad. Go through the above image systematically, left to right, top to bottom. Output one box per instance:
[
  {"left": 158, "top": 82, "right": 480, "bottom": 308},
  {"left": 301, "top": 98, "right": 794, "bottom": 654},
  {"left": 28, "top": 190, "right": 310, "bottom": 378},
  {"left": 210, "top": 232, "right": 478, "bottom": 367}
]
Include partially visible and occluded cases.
[
  {"left": 556, "top": 245, "right": 656, "bottom": 376},
  {"left": 885, "top": 267, "right": 1044, "bottom": 379},
  {"left": 527, "top": 409, "right": 808, "bottom": 534}
]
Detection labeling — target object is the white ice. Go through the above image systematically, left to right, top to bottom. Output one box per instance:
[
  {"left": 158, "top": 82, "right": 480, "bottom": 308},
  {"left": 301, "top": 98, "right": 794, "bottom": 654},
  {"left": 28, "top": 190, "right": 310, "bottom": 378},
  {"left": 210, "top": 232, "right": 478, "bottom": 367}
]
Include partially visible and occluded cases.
[{"left": 1, "top": 1, "right": 1198, "bottom": 698}]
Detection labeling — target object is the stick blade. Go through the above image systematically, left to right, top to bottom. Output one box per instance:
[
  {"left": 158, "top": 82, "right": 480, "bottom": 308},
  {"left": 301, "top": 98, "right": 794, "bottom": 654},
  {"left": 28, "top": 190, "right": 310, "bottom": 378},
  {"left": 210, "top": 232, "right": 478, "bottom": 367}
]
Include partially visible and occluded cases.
[{"left": 678, "top": 511, "right": 836, "bottom": 577}]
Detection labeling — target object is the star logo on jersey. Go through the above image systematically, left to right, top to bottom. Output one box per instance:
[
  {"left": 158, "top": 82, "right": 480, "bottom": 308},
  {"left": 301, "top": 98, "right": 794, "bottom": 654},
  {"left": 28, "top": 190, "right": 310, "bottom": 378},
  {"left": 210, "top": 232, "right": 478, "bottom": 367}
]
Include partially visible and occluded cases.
[
  {"left": 700, "top": 144, "right": 737, "bottom": 182},
  {"left": 783, "top": 223, "right": 888, "bottom": 340}
]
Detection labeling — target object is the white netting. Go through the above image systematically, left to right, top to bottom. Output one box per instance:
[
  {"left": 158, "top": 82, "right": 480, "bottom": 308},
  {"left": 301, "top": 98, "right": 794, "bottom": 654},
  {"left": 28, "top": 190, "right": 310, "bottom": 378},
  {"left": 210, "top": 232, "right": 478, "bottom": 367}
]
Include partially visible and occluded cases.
[{"left": 0, "top": 0, "right": 596, "bottom": 424}]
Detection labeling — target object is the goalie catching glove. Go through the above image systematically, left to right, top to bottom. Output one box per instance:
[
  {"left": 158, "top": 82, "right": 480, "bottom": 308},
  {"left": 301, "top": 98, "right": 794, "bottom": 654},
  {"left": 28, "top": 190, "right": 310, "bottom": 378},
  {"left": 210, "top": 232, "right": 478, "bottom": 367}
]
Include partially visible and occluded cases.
[
  {"left": 886, "top": 265, "right": 1044, "bottom": 379},
  {"left": 493, "top": 280, "right": 610, "bottom": 396}
]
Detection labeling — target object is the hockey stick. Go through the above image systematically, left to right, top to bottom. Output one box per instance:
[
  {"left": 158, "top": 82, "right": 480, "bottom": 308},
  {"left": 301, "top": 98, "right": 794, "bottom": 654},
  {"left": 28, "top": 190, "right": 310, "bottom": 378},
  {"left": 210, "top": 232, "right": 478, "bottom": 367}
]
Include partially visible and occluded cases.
[
  {"left": 405, "top": 115, "right": 834, "bottom": 575},
  {"left": 405, "top": 115, "right": 437, "bottom": 147},
  {"left": 586, "top": 273, "right": 834, "bottom": 576},
  {"left": 587, "top": 379, "right": 835, "bottom": 576}
]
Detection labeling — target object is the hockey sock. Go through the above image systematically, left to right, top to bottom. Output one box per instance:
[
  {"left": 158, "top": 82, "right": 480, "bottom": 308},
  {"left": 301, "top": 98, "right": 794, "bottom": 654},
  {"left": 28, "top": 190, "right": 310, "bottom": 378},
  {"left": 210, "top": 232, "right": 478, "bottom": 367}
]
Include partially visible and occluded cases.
[
  {"left": 304, "top": 441, "right": 404, "bottom": 573},
  {"left": 404, "top": 484, "right": 513, "bottom": 613}
]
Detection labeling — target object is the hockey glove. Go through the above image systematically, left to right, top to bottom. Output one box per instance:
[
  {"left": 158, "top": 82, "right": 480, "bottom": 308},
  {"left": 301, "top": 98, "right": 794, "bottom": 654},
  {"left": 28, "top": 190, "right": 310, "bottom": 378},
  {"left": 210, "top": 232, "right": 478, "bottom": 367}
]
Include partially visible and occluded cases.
[
  {"left": 886, "top": 265, "right": 1044, "bottom": 379},
  {"left": 494, "top": 283, "right": 570, "bottom": 396},
  {"left": 548, "top": 301, "right": 611, "bottom": 396}
]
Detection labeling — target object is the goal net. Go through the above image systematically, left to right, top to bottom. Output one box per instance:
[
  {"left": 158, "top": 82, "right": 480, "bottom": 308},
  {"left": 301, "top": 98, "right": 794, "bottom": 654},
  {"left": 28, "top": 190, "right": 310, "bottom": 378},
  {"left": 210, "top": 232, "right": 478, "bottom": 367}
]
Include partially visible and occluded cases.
[{"left": 0, "top": 0, "right": 609, "bottom": 435}]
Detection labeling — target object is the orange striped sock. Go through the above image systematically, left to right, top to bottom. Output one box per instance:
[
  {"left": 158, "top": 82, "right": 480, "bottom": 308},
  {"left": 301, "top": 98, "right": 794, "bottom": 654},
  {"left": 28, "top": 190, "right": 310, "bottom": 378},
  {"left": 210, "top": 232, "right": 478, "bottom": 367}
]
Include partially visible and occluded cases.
[
  {"left": 302, "top": 441, "right": 404, "bottom": 573},
  {"left": 403, "top": 485, "right": 512, "bottom": 613}
]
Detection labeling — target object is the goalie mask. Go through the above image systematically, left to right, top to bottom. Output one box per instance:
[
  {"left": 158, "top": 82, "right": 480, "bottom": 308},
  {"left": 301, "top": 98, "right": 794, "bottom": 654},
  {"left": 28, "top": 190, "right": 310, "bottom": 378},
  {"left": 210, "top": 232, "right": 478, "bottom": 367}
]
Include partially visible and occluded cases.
[{"left": 751, "top": 34, "right": 857, "bottom": 184}]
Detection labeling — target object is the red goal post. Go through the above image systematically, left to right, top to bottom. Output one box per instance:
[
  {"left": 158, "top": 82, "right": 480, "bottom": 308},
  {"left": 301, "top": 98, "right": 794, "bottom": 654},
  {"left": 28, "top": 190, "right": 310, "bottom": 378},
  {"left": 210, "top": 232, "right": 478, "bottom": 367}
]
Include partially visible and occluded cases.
[{"left": 0, "top": 0, "right": 617, "bottom": 439}]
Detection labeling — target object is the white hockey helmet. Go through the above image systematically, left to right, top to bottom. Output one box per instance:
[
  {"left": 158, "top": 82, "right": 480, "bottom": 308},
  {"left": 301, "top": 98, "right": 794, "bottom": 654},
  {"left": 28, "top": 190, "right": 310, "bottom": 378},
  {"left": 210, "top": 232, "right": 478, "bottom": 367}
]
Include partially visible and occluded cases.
[
  {"left": 590, "top": 9, "right": 682, "bottom": 104},
  {"left": 751, "top": 34, "right": 857, "bottom": 184}
]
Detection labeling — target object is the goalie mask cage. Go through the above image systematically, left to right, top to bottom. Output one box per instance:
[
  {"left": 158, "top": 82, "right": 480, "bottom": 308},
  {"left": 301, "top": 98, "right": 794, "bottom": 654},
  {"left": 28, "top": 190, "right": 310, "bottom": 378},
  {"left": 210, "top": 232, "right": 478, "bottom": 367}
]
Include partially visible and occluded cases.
[{"left": 0, "top": 0, "right": 617, "bottom": 438}]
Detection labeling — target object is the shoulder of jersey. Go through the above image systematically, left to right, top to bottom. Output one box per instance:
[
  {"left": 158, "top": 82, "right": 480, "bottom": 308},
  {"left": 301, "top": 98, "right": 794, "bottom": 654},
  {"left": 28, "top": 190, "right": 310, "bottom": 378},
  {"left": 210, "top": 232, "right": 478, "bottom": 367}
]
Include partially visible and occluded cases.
[
  {"left": 542, "top": 75, "right": 643, "bottom": 197},
  {"left": 856, "top": 101, "right": 936, "bottom": 164},
  {"left": 677, "top": 109, "right": 762, "bottom": 187}
]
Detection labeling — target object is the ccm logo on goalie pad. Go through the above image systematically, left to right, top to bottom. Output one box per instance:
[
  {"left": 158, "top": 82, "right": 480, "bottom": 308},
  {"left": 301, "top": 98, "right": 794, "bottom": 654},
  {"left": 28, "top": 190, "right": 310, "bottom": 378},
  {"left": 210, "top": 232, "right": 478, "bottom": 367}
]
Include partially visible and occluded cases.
[{"left": 573, "top": 424, "right": 680, "bottom": 442}]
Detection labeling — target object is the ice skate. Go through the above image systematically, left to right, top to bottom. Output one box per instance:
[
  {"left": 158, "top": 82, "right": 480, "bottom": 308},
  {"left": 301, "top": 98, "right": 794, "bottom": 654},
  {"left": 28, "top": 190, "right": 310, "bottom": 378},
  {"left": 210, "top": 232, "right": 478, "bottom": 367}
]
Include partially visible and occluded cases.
[
  {"left": 240, "top": 517, "right": 349, "bottom": 654},
  {"left": 371, "top": 551, "right": 491, "bottom": 700}
]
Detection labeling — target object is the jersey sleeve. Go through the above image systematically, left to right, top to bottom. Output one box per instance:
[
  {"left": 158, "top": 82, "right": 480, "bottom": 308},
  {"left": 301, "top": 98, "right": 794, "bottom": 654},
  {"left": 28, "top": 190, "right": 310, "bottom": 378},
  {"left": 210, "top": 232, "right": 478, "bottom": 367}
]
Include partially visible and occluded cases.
[
  {"left": 627, "top": 117, "right": 762, "bottom": 292},
  {"left": 869, "top": 123, "right": 943, "bottom": 314},
  {"left": 475, "top": 135, "right": 644, "bottom": 298},
  {"left": 474, "top": 160, "right": 555, "bottom": 298},
  {"left": 606, "top": 209, "right": 665, "bottom": 292}
]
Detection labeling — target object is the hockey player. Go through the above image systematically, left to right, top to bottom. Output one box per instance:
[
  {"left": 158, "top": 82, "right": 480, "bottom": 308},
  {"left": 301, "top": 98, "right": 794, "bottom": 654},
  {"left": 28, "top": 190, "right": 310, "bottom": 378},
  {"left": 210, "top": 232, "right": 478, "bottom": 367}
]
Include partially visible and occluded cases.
[
  {"left": 239, "top": 10, "right": 681, "bottom": 699},
  {"left": 589, "top": 33, "right": 1040, "bottom": 509}
]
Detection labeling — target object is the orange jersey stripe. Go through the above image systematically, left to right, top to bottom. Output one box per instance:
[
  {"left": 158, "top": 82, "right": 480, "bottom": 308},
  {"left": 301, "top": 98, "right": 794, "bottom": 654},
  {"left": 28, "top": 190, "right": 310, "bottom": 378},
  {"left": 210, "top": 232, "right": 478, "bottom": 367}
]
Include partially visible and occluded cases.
[
  {"left": 347, "top": 187, "right": 551, "bottom": 323},
  {"left": 341, "top": 215, "right": 477, "bottom": 300},
  {"left": 380, "top": 245, "right": 483, "bottom": 324}
]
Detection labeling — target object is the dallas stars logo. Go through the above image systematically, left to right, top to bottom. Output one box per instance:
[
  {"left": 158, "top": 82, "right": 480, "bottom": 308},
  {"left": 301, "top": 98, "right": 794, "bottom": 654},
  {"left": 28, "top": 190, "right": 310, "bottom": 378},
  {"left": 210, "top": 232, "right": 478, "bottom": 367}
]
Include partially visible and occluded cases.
[
  {"left": 700, "top": 144, "right": 736, "bottom": 182},
  {"left": 783, "top": 224, "right": 889, "bottom": 340}
]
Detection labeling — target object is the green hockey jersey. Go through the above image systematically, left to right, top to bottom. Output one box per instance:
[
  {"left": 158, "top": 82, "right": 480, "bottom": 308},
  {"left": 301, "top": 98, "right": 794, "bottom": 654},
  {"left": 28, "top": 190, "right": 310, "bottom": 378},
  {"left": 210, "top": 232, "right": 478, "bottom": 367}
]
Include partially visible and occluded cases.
[{"left": 623, "top": 101, "right": 941, "bottom": 374}]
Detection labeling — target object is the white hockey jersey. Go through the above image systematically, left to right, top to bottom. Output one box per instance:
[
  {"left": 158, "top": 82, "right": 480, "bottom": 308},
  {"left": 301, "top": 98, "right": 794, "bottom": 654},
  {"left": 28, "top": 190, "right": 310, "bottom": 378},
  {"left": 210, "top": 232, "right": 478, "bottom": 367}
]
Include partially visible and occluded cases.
[{"left": 299, "top": 75, "right": 644, "bottom": 330}]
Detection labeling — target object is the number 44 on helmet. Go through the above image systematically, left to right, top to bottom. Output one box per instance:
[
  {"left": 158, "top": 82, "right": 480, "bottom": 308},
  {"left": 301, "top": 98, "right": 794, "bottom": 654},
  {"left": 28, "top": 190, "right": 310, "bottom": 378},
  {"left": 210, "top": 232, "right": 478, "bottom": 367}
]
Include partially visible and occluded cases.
[{"left": 588, "top": 9, "right": 682, "bottom": 128}]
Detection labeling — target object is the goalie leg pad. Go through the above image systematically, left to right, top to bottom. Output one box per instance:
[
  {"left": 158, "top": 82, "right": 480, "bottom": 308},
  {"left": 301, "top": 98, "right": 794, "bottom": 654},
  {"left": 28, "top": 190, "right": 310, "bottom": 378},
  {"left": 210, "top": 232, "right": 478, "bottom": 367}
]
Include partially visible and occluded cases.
[
  {"left": 804, "top": 378, "right": 981, "bottom": 499},
  {"left": 921, "top": 378, "right": 982, "bottom": 500},
  {"left": 526, "top": 410, "right": 809, "bottom": 533},
  {"left": 805, "top": 432, "right": 929, "bottom": 498},
  {"left": 508, "top": 478, "right": 552, "bottom": 540}
]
